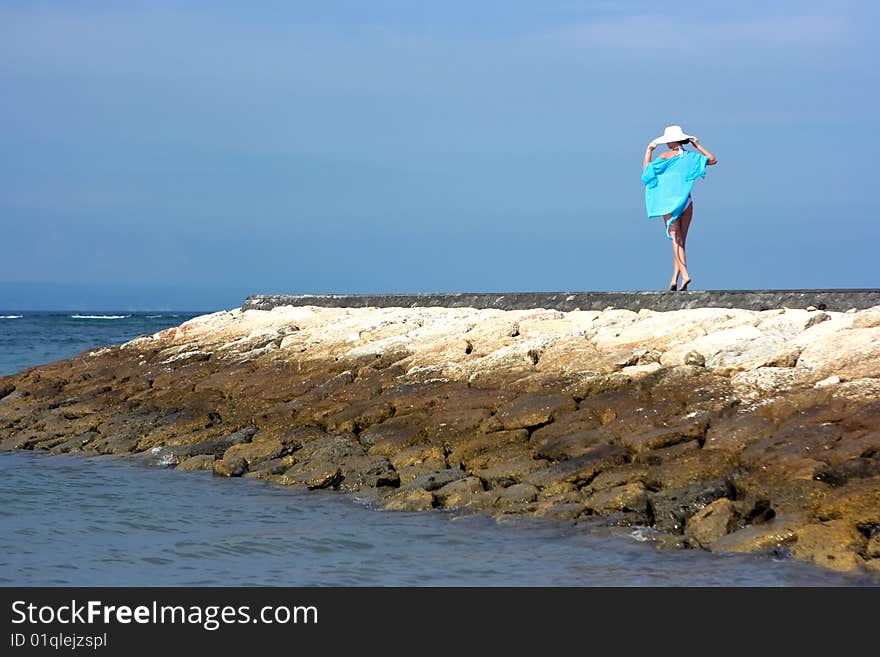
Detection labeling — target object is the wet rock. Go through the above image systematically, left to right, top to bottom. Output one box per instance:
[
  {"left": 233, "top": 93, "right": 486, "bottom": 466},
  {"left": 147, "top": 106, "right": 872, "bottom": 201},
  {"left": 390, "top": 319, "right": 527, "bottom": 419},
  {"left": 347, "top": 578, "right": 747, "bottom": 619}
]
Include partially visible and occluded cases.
[
  {"left": 174, "top": 425, "right": 260, "bottom": 459},
  {"left": 46, "top": 431, "right": 100, "bottom": 455},
  {"left": 222, "top": 439, "right": 292, "bottom": 468},
  {"left": 177, "top": 454, "right": 215, "bottom": 471},
  {"left": 245, "top": 455, "right": 296, "bottom": 480},
  {"left": 336, "top": 455, "right": 400, "bottom": 491},
  {"left": 213, "top": 456, "right": 248, "bottom": 477},
  {"left": 814, "top": 457, "right": 880, "bottom": 486},
  {"left": 397, "top": 463, "right": 449, "bottom": 485},
  {"left": 281, "top": 465, "right": 343, "bottom": 490},
  {"left": 407, "top": 469, "right": 466, "bottom": 492},
  {"left": 434, "top": 477, "right": 485, "bottom": 508},
  {"left": 649, "top": 479, "right": 732, "bottom": 533},
  {"left": 496, "top": 483, "right": 539, "bottom": 505},
  {"left": 380, "top": 487, "right": 435, "bottom": 511},
  {"left": 684, "top": 498, "right": 738, "bottom": 549},
  {"left": 533, "top": 501, "right": 589, "bottom": 521},
  {"left": 710, "top": 515, "right": 805, "bottom": 554}
]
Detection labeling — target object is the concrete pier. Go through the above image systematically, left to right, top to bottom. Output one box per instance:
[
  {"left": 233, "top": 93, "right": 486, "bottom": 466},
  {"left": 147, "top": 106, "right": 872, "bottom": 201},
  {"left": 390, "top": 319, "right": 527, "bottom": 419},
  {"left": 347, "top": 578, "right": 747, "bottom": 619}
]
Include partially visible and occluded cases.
[{"left": 242, "top": 290, "right": 880, "bottom": 313}]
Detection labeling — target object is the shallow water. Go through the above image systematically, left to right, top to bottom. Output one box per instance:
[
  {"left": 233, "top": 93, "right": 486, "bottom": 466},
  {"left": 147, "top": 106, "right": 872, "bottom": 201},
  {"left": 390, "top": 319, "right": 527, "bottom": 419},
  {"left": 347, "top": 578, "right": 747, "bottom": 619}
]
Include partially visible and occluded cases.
[{"left": 0, "top": 451, "right": 872, "bottom": 586}]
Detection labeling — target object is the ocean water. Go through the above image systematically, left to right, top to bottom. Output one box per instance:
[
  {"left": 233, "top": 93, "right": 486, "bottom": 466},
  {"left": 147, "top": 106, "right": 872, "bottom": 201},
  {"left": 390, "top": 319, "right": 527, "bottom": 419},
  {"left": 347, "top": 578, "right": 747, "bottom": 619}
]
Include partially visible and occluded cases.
[
  {"left": 0, "top": 311, "right": 204, "bottom": 377},
  {"left": 0, "top": 312, "right": 875, "bottom": 586}
]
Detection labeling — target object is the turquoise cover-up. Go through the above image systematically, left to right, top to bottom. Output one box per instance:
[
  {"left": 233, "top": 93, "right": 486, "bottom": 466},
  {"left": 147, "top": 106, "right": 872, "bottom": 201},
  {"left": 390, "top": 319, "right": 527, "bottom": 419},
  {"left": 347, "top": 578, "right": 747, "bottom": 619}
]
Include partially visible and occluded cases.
[{"left": 641, "top": 151, "right": 709, "bottom": 238}]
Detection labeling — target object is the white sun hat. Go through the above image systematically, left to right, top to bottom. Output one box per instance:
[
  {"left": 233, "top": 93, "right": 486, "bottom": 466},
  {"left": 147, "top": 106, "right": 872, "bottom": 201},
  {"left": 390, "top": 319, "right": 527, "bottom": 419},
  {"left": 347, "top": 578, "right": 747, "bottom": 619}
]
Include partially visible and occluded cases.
[{"left": 652, "top": 125, "right": 693, "bottom": 145}]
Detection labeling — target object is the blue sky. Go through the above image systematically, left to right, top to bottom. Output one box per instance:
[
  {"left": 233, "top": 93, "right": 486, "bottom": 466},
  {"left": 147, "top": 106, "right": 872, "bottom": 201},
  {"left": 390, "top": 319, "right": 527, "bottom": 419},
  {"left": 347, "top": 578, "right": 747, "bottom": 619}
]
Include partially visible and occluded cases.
[{"left": 1, "top": 1, "right": 877, "bottom": 310}]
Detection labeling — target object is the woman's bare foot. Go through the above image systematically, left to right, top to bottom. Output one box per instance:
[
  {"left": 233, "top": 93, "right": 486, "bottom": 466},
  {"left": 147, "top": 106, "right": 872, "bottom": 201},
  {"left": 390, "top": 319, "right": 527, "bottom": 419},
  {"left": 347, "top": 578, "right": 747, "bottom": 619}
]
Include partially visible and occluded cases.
[{"left": 680, "top": 278, "right": 692, "bottom": 291}]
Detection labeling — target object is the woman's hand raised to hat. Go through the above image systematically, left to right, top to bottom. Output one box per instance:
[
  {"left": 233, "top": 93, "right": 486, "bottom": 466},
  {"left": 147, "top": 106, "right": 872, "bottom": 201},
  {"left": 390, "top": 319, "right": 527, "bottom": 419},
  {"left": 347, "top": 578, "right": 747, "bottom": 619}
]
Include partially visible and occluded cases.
[
  {"left": 689, "top": 136, "right": 699, "bottom": 145},
  {"left": 647, "top": 140, "right": 658, "bottom": 150}
]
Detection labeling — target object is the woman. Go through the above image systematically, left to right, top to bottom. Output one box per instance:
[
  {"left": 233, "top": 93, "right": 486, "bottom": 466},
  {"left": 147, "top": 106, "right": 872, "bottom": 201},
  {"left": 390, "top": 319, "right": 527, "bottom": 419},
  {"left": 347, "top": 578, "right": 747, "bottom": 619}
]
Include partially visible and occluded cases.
[{"left": 641, "top": 125, "right": 717, "bottom": 291}]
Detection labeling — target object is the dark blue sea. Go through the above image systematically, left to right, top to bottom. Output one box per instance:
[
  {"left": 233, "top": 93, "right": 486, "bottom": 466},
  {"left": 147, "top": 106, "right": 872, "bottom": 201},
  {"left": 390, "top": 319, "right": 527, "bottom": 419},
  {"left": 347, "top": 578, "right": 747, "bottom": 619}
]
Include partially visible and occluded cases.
[
  {"left": 0, "top": 311, "right": 203, "bottom": 377},
  {"left": 0, "top": 312, "right": 874, "bottom": 586}
]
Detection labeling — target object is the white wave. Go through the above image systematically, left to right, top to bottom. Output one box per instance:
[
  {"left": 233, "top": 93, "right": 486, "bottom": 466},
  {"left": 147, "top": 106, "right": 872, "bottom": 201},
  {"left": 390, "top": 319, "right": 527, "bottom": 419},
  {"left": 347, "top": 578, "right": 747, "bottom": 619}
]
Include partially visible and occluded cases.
[
  {"left": 70, "top": 314, "right": 131, "bottom": 320},
  {"left": 0, "top": 315, "right": 23, "bottom": 319},
  {"left": 145, "top": 315, "right": 163, "bottom": 318}
]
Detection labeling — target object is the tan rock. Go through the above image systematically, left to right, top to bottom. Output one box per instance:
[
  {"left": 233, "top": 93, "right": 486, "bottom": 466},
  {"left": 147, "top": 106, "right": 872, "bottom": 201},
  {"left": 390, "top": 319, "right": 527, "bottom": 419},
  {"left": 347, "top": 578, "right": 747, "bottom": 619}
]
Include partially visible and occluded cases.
[
  {"left": 851, "top": 307, "right": 880, "bottom": 329},
  {"left": 661, "top": 325, "right": 781, "bottom": 371},
  {"left": 797, "top": 327, "right": 880, "bottom": 380},
  {"left": 731, "top": 368, "right": 813, "bottom": 400},
  {"left": 494, "top": 392, "right": 577, "bottom": 430},
  {"left": 703, "top": 412, "right": 776, "bottom": 453},
  {"left": 619, "top": 415, "right": 708, "bottom": 453},
  {"left": 532, "top": 428, "right": 610, "bottom": 461},
  {"left": 446, "top": 429, "right": 528, "bottom": 468},
  {"left": 222, "top": 438, "right": 288, "bottom": 466},
  {"left": 524, "top": 444, "right": 629, "bottom": 488},
  {"left": 388, "top": 445, "right": 447, "bottom": 470},
  {"left": 176, "top": 454, "right": 215, "bottom": 471},
  {"left": 213, "top": 456, "right": 248, "bottom": 477},
  {"left": 473, "top": 456, "right": 550, "bottom": 488},
  {"left": 584, "top": 464, "right": 648, "bottom": 493},
  {"left": 816, "top": 476, "right": 880, "bottom": 525},
  {"left": 434, "top": 477, "right": 486, "bottom": 508},
  {"left": 585, "top": 482, "right": 648, "bottom": 514},
  {"left": 496, "top": 483, "right": 539, "bottom": 505},
  {"left": 381, "top": 487, "right": 435, "bottom": 512},
  {"left": 684, "top": 498, "right": 738, "bottom": 549},
  {"left": 711, "top": 515, "right": 805, "bottom": 554},
  {"left": 789, "top": 521, "right": 867, "bottom": 573}
]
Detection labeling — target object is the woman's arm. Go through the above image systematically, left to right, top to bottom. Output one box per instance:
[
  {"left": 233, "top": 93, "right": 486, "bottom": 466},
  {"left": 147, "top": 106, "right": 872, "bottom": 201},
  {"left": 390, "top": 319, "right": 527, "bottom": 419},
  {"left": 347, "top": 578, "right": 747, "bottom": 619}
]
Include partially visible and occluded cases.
[
  {"left": 689, "top": 137, "right": 717, "bottom": 165},
  {"left": 643, "top": 141, "right": 656, "bottom": 168}
]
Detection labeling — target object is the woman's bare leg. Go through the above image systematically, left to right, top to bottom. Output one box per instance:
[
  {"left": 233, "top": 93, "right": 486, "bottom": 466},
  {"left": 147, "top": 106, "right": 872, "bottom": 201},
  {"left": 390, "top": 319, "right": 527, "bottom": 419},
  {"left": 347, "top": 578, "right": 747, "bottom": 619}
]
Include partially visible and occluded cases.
[
  {"left": 677, "top": 203, "right": 694, "bottom": 290},
  {"left": 668, "top": 206, "right": 693, "bottom": 290},
  {"left": 665, "top": 217, "right": 680, "bottom": 290}
]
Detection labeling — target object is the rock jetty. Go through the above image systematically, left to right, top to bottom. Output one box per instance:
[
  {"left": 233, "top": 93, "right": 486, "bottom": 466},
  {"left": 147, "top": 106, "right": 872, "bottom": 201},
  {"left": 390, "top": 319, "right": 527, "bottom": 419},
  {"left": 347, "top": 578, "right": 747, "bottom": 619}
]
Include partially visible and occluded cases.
[{"left": 2, "top": 302, "right": 879, "bottom": 575}]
